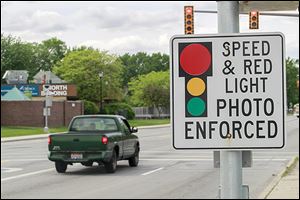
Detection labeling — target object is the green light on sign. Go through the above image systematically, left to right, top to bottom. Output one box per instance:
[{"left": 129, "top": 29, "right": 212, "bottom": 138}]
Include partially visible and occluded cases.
[{"left": 187, "top": 97, "right": 206, "bottom": 116}]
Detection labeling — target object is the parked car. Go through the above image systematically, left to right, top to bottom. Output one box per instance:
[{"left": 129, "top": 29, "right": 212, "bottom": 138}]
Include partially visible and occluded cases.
[{"left": 48, "top": 115, "right": 140, "bottom": 173}]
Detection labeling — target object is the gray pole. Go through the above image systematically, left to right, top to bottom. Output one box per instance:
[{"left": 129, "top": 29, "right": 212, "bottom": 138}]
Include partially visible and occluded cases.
[
  {"left": 217, "top": 1, "right": 243, "bottom": 199},
  {"left": 99, "top": 72, "right": 104, "bottom": 114},
  {"left": 100, "top": 76, "right": 103, "bottom": 113},
  {"left": 44, "top": 89, "right": 49, "bottom": 134}
]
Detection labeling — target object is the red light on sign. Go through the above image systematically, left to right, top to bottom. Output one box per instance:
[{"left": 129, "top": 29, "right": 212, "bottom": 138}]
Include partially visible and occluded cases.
[{"left": 180, "top": 44, "right": 211, "bottom": 76}]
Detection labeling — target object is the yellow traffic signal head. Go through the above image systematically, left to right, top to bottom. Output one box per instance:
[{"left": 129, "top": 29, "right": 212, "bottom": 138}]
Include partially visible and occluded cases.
[
  {"left": 184, "top": 6, "right": 194, "bottom": 34},
  {"left": 249, "top": 11, "right": 259, "bottom": 29}
]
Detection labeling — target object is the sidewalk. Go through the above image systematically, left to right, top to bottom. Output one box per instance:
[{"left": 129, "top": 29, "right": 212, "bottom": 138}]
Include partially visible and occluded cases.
[{"left": 259, "top": 156, "right": 299, "bottom": 199}]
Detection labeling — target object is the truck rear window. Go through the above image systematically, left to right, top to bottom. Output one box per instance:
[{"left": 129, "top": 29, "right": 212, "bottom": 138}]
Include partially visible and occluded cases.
[{"left": 70, "top": 117, "right": 118, "bottom": 132}]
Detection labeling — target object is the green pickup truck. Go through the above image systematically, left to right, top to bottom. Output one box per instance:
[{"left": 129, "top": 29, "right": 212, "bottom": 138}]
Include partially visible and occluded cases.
[{"left": 48, "top": 115, "right": 140, "bottom": 173}]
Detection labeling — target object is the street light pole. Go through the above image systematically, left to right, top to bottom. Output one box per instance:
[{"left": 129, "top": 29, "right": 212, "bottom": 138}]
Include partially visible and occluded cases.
[{"left": 99, "top": 72, "right": 104, "bottom": 113}]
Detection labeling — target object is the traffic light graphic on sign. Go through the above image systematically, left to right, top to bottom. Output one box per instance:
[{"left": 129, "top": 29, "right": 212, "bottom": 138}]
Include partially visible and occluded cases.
[{"left": 179, "top": 43, "right": 212, "bottom": 117}]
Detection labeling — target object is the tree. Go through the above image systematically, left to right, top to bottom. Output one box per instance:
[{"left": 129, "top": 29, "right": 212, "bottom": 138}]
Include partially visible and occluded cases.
[
  {"left": 1, "top": 34, "right": 38, "bottom": 82},
  {"left": 1, "top": 35, "right": 67, "bottom": 82},
  {"left": 34, "top": 37, "right": 67, "bottom": 72},
  {"left": 53, "top": 49, "right": 124, "bottom": 103},
  {"left": 119, "top": 52, "right": 169, "bottom": 88},
  {"left": 286, "top": 57, "right": 299, "bottom": 107},
  {"left": 128, "top": 71, "right": 170, "bottom": 117}
]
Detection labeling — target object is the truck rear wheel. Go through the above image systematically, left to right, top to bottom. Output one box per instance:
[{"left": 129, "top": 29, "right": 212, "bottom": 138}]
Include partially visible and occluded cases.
[
  {"left": 129, "top": 146, "right": 139, "bottom": 167},
  {"left": 104, "top": 150, "right": 117, "bottom": 173},
  {"left": 55, "top": 161, "right": 67, "bottom": 173}
]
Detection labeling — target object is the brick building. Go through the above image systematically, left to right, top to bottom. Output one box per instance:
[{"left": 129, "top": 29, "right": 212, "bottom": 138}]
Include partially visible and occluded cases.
[{"left": 1, "top": 100, "right": 84, "bottom": 127}]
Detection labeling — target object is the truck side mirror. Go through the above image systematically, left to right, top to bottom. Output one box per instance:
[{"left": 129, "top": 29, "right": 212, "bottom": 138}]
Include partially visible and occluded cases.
[{"left": 131, "top": 127, "right": 138, "bottom": 133}]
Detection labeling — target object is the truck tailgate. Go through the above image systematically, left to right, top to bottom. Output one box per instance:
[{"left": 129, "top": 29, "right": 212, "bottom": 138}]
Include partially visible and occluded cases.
[{"left": 49, "top": 134, "right": 106, "bottom": 152}]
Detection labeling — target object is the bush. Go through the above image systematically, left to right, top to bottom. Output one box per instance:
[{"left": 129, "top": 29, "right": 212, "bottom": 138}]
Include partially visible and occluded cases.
[
  {"left": 83, "top": 100, "right": 99, "bottom": 114},
  {"left": 103, "top": 103, "right": 135, "bottom": 119}
]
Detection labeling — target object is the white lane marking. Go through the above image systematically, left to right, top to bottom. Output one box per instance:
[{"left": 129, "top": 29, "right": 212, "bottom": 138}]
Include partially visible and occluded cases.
[
  {"left": 142, "top": 151, "right": 298, "bottom": 154},
  {"left": 140, "top": 156, "right": 213, "bottom": 159},
  {"left": 1, "top": 158, "right": 48, "bottom": 162},
  {"left": 140, "top": 158, "right": 288, "bottom": 161},
  {"left": 141, "top": 158, "right": 213, "bottom": 161},
  {"left": 254, "top": 159, "right": 288, "bottom": 161},
  {"left": 142, "top": 167, "right": 164, "bottom": 176},
  {"left": 1, "top": 168, "right": 55, "bottom": 182},
  {"left": 1, "top": 168, "right": 23, "bottom": 173}
]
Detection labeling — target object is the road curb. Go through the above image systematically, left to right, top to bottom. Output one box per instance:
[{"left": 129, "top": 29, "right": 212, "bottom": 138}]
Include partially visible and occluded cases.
[
  {"left": 1, "top": 124, "right": 171, "bottom": 143},
  {"left": 1, "top": 132, "right": 64, "bottom": 143},
  {"left": 258, "top": 156, "right": 299, "bottom": 199}
]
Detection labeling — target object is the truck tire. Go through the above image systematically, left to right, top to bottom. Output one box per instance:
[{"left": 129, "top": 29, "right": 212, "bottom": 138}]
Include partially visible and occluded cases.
[
  {"left": 129, "top": 146, "right": 139, "bottom": 167},
  {"left": 104, "top": 150, "right": 117, "bottom": 173},
  {"left": 55, "top": 161, "right": 67, "bottom": 173}
]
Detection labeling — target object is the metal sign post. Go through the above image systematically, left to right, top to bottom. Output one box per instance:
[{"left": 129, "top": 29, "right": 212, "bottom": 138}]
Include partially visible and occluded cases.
[
  {"left": 217, "top": 1, "right": 242, "bottom": 199},
  {"left": 43, "top": 85, "right": 51, "bottom": 134},
  {"left": 44, "top": 89, "right": 49, "bottom": 134}
]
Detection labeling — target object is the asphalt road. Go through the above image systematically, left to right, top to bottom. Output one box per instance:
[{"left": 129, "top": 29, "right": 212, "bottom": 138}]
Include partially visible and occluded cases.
[{"left": 1, "top": 116, "right": 299, "bottom": 199}]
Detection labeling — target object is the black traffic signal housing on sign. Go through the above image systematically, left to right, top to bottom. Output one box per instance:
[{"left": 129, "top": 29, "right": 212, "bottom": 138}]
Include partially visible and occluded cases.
[
  {"left": 184, "top": 6, "right": 194, "bottom": 34},
  {"left": 249, "top": 11, "right": 259, "bottom": 29},
  {"left": 179, "top": 42, "right": 213, "bottom": 117}
]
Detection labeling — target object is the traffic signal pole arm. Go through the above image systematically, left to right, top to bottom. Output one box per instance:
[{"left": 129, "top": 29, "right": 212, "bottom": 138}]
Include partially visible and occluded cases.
[{"left": 194, "top": 10, "right": 299, "bottom": 17}]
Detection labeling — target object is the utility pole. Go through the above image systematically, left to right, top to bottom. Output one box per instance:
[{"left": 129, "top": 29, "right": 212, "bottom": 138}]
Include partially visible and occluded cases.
[{"left": 217, "top": 1, "right": 243, "bottom": 199}]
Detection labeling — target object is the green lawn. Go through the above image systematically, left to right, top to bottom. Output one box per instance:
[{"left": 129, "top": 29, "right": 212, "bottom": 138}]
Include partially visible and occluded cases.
[
  {"left": 1, "top": 118, "right": 170, "bottom": 138},
  {"left": 128, "top": 118, "right": 170, "bottom": 127},
  {"left": 1, "top": 126, "right": 67, "bottom": 138}
]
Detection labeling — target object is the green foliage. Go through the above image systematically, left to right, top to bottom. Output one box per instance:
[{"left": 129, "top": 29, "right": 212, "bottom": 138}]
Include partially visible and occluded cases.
[
  {"left": 1, "top": 34, "right": 67, "bottom": 82},
  {"left": 1, "top": 34, "right": 38, "bottom": 82},
  {"left": 35, "top": 37, "right": 67, "bottom": 72},
  {"left": 53, "top": 49, "right": 124, "bottom": 102},
  {"left": 119, "top": 52, "right": 169, "bottom": 87},
  {"left": 286, "top": 58, "right": 299, "bottom": 106},
  {"left": 129, "top": 71, "right": 170, "bottom": 115},
  {"left": 83, "top": 100, "right": 99, "bottom": 114},
  {"left": 103, "top": 103, "right": 135, "bottom": 119}
]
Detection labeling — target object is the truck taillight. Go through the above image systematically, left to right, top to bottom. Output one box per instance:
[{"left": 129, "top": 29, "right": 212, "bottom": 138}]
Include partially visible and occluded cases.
[
  {"left": 48, "top": 136, "right": 51, "bottom": 145},
  {"left": 101, "top": 136, "right": 108, "bottom": 145}
]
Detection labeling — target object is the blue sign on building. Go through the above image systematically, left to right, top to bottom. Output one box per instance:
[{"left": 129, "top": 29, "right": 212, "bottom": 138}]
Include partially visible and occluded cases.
[{"left": 1, "top": 85, "right": 40, "bottom": 96}]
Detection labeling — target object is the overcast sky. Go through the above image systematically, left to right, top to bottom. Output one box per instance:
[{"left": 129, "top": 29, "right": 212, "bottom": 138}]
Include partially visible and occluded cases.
[{"left": 1, "top": 1, "right": 299, "bottom": 58}]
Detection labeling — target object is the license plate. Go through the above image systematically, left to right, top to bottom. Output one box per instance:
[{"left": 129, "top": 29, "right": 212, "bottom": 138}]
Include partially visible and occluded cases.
[{"left": 71, "top": 153, "right": 83, "bottom": 160}]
